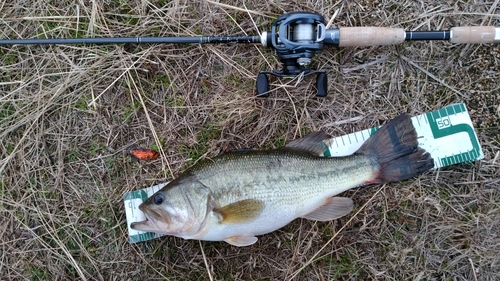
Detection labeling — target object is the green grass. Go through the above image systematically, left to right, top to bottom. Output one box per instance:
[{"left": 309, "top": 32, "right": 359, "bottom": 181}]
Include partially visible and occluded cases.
[
  {"left": 0, "top": 102, "right": 16, "bottom": 121},
  {"left": 178, "top": 123, "right": 221, "bottom": 167}
]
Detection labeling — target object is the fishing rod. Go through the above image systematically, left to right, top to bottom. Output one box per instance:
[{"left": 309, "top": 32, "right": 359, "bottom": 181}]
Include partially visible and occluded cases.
[{"left": 1, "top": 12, "right": 499, "bottom": 97}]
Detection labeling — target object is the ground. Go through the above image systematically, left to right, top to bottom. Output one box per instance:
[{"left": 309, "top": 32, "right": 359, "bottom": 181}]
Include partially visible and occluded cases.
[{"left": 1, "top": 0, "right": 499, "bottom": 280}]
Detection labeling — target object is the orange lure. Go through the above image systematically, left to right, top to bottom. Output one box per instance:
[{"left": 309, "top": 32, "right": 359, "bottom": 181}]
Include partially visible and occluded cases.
[{"left": 129, "top": 148, "right": 159, "bottom": 161}]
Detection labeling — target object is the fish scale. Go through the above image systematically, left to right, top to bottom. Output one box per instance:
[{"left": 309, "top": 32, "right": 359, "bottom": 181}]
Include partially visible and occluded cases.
[{"left": 196, "top": 151, "right": 376, "bottom": 209}]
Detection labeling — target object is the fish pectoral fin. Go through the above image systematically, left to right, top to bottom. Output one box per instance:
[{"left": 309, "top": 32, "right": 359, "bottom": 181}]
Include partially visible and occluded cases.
[
  {"left": 283, "top": 131, "right": 331, "bottom": 155},
  {"left": 301, "top": 197, "right": 354, "bottom": 221},
  {"left": 215, "top": 199, "right": 264, "bottom": 224},
  {"left": 224, "top": 234, "right": 258, "bottom": 247}
]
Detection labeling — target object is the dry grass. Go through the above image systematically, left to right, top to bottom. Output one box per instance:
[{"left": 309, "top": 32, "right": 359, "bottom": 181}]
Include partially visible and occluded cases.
[{"left": 1, "top": 0, "right": 499, "bottom": 280}]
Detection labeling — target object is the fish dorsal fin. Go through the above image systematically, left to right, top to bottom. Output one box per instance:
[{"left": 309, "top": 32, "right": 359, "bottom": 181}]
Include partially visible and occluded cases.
[
  {"left": 284, "top": 131, "right": 332, "bottom": 156},
  {"left": 228, "top": 148, "right": 253, "bottom": 153},
  {"left": 301, "top": 197, "right": 354, "bottom": 221},
  {"left": 215, "top": 199, "right": 264, "bottom": 224},
  {"left": 224, "top": 234, "right": 258, "bottom": 246}
]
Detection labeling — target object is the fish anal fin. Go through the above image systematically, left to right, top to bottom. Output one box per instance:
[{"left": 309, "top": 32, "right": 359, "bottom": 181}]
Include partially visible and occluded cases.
[
  {"left": 284, "top": 131, "right": 331, "bottom": 156},
  {"left": 301, "top": 197, "right": 354, "bottom": 221},
  {"left": 215, "top": 199, "right": 264, "bottom": 224},
  {"left": 224, "top": 234, "right": 258, "bottom": 247}
]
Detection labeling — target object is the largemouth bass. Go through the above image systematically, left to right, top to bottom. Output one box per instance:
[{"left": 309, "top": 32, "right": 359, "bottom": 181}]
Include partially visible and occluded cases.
[{"left": 131, "top": 114, "right": 434, "bottom": 246}]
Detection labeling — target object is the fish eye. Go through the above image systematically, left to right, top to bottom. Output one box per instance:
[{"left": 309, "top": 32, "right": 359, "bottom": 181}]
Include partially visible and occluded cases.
[{"left": 153, "top": 193, "right": 164, "bottom": 205}]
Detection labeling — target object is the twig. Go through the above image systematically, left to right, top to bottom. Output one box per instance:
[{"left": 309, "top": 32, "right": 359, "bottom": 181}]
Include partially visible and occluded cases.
[
  {"left": 205, "top": 0, "right": 272, "bottom": 17},
  {"left": 400, "top": 55, "right": 469, "bottom": 99},
  {"left": 342, "top": 56, "right": 389, "bottom": 73},
  {"left": 289, "top": 184, "right": 387, "bottom": 280},
  {"left": 199, "top": 241, "right": 214, "bottom": 281}
]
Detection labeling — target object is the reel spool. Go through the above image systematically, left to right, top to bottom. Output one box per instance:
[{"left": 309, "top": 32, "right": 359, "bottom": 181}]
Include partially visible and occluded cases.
[{"left": 257, "top": 12, "right": 328, "bottom": 97}]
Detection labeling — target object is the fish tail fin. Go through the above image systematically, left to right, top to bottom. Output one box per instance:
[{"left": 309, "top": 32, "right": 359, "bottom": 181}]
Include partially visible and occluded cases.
[{"left": 356, "top": 114, "right": 434, "bottom": 184}]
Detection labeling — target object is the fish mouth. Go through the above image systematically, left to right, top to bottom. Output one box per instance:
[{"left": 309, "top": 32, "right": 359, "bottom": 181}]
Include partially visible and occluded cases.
[
  {"left": 130, "top": 209, "right": 170, "bottom": 233},
  {"left": 130, "top": 217, "right": 166, "bottom": 233},
  {"left": 130, "top": 219, "right": 154, "bottom": 231}
]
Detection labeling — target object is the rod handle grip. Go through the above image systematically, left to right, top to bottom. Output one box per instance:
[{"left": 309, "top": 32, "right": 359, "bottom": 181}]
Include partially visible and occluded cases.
[
  {"left": 450, "top": 26, "right": 497, "bottom": 44},
  {"left": 338, "top": 27, "right": 405, "bottom": 47}
]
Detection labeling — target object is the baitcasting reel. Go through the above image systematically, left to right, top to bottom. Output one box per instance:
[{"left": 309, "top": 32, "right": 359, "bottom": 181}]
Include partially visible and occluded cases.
[{"left": 257, "top": 12, "right": 329, "bottom": 97}]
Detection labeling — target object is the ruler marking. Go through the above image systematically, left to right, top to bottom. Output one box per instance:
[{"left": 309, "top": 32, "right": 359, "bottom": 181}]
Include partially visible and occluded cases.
[
  {"left": 459, "top": 103, "right": 465, "bottom": 113},
  {"left": 448, "top": 105, "right": 454, "bottom": 115},
  {"left": 439, "top": 108, "right": 447, "bottom": 119}
]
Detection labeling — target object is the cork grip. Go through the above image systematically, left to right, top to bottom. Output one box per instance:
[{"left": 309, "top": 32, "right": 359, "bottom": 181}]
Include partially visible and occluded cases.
[
  {"left": 450, "top": 26, "right": 496, "bottom": 44},
  {"left": 339, "top": 27, "right": 405, "bottom": 47}
]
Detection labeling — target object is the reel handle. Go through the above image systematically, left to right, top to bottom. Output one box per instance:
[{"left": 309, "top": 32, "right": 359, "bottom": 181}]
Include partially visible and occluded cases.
[{"left": 256, "top": 70, "right": 327, "bottom": 97}]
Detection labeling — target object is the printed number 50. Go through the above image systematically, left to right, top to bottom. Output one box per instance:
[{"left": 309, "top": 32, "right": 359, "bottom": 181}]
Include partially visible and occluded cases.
[{"left": 436, "top": 116, "right": 451, "bottom": 129}]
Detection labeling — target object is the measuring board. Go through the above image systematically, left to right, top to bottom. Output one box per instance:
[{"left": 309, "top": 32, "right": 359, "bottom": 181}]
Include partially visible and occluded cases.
[
  {"left": 124, "top": 102, "right": 484, "bottom": 243},
  {"left": 324, "top": 103, "right": 484, "bottom": 167}
]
